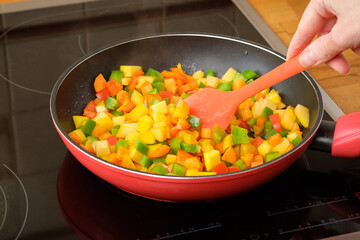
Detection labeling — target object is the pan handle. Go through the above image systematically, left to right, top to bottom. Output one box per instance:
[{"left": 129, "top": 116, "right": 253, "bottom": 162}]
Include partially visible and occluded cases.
[
  {"left": 309, "top": 112, "right": 360, "bottom": 158},
  {"left": 308, "top": 120, "right": 335, "bottom": 153}
]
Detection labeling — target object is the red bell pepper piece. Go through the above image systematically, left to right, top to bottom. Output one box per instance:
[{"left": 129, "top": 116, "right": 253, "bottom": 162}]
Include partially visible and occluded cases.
[
  {"left": 128, "top": 71, "right": 144, "bottom": 92},
  {"left": 106, "top": 79, "right": 123, "bottom": 96},
  {"left": 96, "top": 87, "right": 111, "bottom": 101},
  {"left": 159, "top": 90, "right": 173, "bottom": 101},
  {"left": 84, "top": 100, "right": 97, "bottom": 112},
  {"left": 269, "top": 113, "right": 282, "bottom": 132},
  {"left": 239, "top": 119, "right": 251, "bottom": 132},
  {"left": 106, "top": 135, "right": 118, "bottom": 146},
  {"left": 252, "top": 136, "right": 265, "bottom": 148},
  {"left": 211, "top": 161, "right": 229, "bottom": 174},
  {"left": 228, "top": 166, "right": 241, "bottom": 172}
]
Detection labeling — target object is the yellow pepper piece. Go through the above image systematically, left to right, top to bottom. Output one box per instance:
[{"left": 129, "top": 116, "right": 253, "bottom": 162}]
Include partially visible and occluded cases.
[
  {"left": 120, "top": 65, "right": 142, "bottom": 78},
  {"left": 221, "top": 67, "right": 237, "bottom": 81},
  {"left": 130, "top": 90, "right": 145, "bottom": 106},
  {"left": 173, "top": 99, "right": 190, "bottom": 119},
  {"left": 150, "top": 100, "right": 168, "bottom": 114},
  {"left": 129, "top": 104, "right": 148, "bottom": 121},
  {"left": 294, "top": 104, "right": 310, "bottom": 128},
  {"left": 280, "top": 107, "right": 296, "bottom": 130},
  {"left": 93, "top": 112, "right": 113, "bottom": 132},
  {"left": 137, "top": 115, "right": 153, "bottom": 133},
  {"left": 72, "top": 116, "right": 88, "bottom": 128},
  {"left": 112, "top": 116, "right": 125, "bottom": 126},
  {"left": 117, "top": 123, "right": 138, "bottom": 138},
  {"left": 273, "top": 138, "right": 291, "bottom": 155},
  {"left": 94, "top": 140, "right": 111, "bottom": 158},
  {"left": 257, "top": 140, "right": 272, "bottom": 157},
  {"left": 129, "top": 146, "right": 143, "bottom": 163},
  {"left": 203, "top": 149, "right": 221, "bottom": 171},
  {"left": 186, "top": 169, "right": 216, "bottom": 176}
]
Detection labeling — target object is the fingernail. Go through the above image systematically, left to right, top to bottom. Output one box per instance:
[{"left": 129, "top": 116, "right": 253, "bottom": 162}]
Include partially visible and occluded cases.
[{"left": 300, "top": 51, "right": 317, "bottom": 68}]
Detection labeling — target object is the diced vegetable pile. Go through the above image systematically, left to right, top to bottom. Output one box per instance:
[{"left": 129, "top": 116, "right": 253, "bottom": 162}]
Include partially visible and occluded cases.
[{"left": 69, "top": 64, "right": 310, "bottom": 176}]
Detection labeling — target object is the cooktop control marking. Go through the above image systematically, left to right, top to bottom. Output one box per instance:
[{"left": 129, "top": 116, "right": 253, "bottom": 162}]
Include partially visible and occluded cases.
[
  {"left": 267, "top": 196, "right": 348, "bottom": 216},
  {"left": 279, "top": 213, "right": 360, "bottom": 235},
  {"left": 149, "top": 222, "right": 222, "bottom": 240}
]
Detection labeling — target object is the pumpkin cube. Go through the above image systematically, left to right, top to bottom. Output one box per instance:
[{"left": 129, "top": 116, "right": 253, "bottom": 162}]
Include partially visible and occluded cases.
[
  {"left": 151, "top": 100, "right": 168, "bottom": 114},
  {"left": 137, "top": 115, "right": 153, "bottom": 133},
  {"left": 94, "top": 140, "right": 111, "bottom": 157},
  {"left": 258, "top": 140, "right": 272, "bottom": 157}
]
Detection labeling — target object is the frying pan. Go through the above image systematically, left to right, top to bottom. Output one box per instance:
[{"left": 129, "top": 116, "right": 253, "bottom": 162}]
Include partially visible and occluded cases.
[{"left": 50, "top": 33, "right": 360, "bottom": 202}]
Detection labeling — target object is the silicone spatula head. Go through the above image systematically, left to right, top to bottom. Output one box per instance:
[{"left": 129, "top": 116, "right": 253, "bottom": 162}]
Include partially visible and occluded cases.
[{"left": 184, "top": 55, "right": 307, "bottom": 130}]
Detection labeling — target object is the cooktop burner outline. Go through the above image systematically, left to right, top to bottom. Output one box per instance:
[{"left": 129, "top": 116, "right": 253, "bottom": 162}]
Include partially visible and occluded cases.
[{"left": 1, "top": 164, "right": 28, "bottom": 240}]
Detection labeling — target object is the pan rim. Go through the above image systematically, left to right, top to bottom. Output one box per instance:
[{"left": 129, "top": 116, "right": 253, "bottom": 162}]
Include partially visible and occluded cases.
[{"left": 50, "top": 32, "right": 324, "bottom": 181}]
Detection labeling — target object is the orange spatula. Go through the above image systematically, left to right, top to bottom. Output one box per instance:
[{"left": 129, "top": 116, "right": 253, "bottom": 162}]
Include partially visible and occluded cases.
[{"left": 184, "top": 55, "right": 307, "bottom": 130}]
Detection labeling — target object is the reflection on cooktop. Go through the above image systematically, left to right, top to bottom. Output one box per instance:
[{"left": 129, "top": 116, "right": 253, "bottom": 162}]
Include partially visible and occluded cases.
[{"left": 58, "top": 152, "right": 360, "bottom": 240}]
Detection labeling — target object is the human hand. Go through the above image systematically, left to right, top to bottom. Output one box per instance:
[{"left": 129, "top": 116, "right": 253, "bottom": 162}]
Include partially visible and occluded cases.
[{"left": 286, "top": 0, "right": 360, "bottom": 74}]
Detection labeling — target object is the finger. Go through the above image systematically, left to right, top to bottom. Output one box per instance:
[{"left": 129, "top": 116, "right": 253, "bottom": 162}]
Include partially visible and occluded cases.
[
  {"left": 287, "top": 1, "right": 331, "bottom": 59},
  {"left": 352, "top": 46, "right": 360, "bottom": 56},
  {"left": 326, "top": 53, "right": 350, "bottom": 74}
]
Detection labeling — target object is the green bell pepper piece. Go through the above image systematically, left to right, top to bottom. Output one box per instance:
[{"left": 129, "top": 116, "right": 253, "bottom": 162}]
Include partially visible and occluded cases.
[
  {"left": 145, "top": 68, "right": 163, "bottom": 80},
  {"left": 205, "top": 69, "right": 215, "bottom": 77},
  {"left": 242, "top": 69, "right": 259, "bottom": 80},
  {"left": 109, "top": 70, "right": 124, "bottom": 83},
  {"left": 232, "top": 72, "right": 247, "bottom": 81},
  {"left": 246, "top": 79, "right": 254, "bottom": 84},
  {"left": 216, "top": 81, "right": 233, "bottom": 91},
  {"left": 152, "top": 82, "right": 165, "bottom": 91},
  {"left": 198, "top": 82, "right": 206, "bottom": 88},
  {"left": 147, "top": 88, "right": 159, "bottom": 95},
  {"left": 181, "top": 92, "right": 190, "bottom": 99},
  {"left": 106, "top": 96, "right": 119, "bottom": 110},
  {"left": 150, "top": 98, "right": 160, "bottom": 106},
  {"left": 262, "top": 107, "right": 274, "bottom": 119},
  {"left": 111, "top": 110, "right": 124, "bottom": 116},
  {"left": 187, "top": 114, "right": 202, "bottom": 131},
  {"left": 80, "top": 118, "right": 96, "bottom": 136},
  {"left": 247, "top": 118, "right": 257, "bottom": 127},
  {"left": 264, "top": 120, "right": 274, "bottom": 136},
  {"left": 212, "top": 124, "right": 226, "bottom": 143},
  {"left": 111, "top": 125, "right": 120, "bottom": 135},
  {"left": 231, "top": 126, "right": 250, "bottom": 144},
  {"left": 265, "top": 128, "right": 278, "bottom": 140},
  {"left": 279, "top": 130, "right": 291, "bottom": 138},
  {"left": 87, "top": 135, "right": 99, "bottom": 144},
  {"left": 292, "top": 136, "right": 302, "bottom": 146},
  {"left": 134, "top": 138, "right": 149, "bottom": 155},
  {"left": 170, "top": 138, "right": 182, "bottom": 154},
  {"left": 115, "top": 139, "right": 128, "bottom": 152},
  {"left": 180, "top": 143, "right": 201, "bottom": 153},
  {"left": 265, "top": 151, "right": 280, "bottom": 162},
  {"left": 139, "top": 155, "right": 153, "bottom": 168},
  {"left": 153, "top": 156, "right": 166, "bottom": 164},
  {"left": 233, "top": 159, "right": 248, "bottom": 169},
  {"left": 222, "top": 160, "right": 232, "bottom": 167},
  {"left": 172, "top": 162, "right": 186, "bottom": 176},
  {"left": 151, "top": 163, "right": 169, "bottom": 175}
]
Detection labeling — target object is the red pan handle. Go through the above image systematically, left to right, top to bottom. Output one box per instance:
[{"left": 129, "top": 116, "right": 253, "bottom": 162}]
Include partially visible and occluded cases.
[{"left": 332, "top": 112, "right": 360, "bottom": 158}]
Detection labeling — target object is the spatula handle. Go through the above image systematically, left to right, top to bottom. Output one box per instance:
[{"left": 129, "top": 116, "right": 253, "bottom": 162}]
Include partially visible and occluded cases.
[{"left": 233, "top": 54, "right": 307, "bottom": 104}]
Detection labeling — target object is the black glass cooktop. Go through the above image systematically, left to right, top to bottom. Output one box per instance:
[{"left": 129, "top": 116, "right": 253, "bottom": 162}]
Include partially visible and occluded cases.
[{"left": 0, "top": 0, "right": 359, "bottom": 239}]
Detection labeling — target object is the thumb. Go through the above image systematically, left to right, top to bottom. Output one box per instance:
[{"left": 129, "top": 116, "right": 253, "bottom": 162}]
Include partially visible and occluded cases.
[{"left": 299, "top": 33, "right": 345, "bottom": 68}]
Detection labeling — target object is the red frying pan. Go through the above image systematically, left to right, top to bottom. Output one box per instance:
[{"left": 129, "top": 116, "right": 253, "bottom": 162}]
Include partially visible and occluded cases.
[{"left": 50, "top": 33, "right": 360, "bottom": 202}]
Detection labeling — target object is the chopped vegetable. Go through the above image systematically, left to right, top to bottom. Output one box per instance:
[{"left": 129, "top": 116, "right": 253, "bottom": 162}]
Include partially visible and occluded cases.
[{"left": 70, "top": 64, "right": 310, "bottom": 176}]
